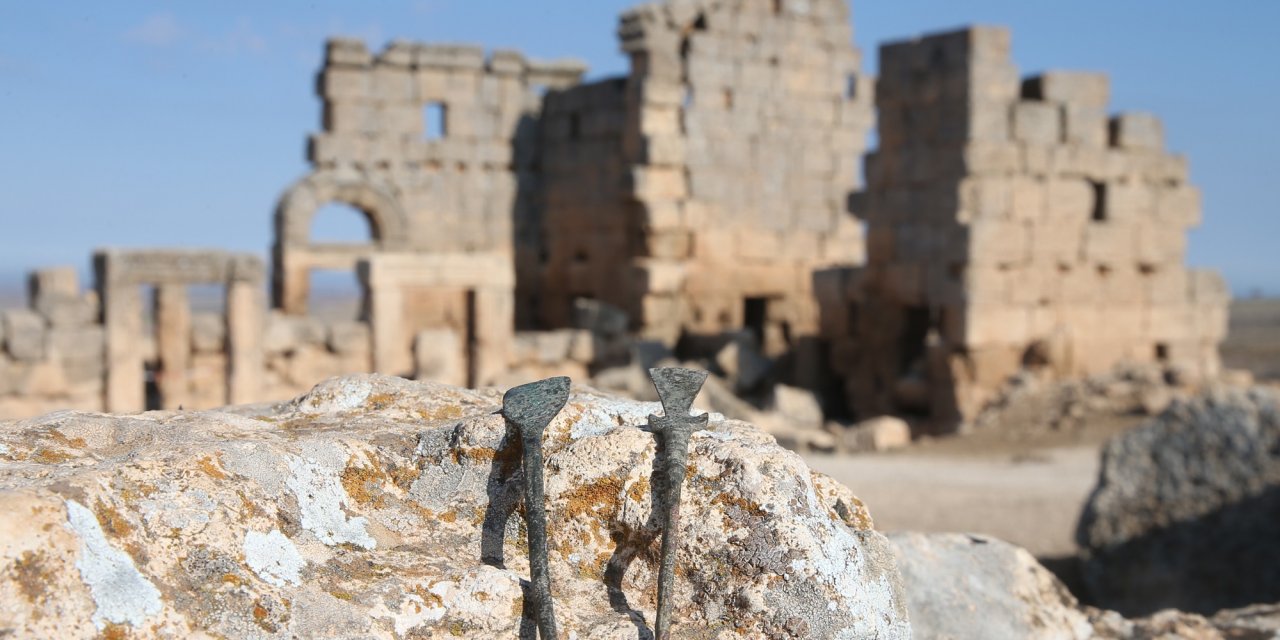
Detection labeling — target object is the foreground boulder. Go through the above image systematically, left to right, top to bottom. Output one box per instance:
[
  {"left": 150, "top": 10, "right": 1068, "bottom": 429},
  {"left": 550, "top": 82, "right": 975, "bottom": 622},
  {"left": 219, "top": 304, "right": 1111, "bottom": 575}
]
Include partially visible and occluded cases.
[
  {"left": 0, "top": 374, "right": 909, "bottom": 638},
  {"left": 1077, "top": 386, "right": 1280, "bottom": 615},
  {"left": 892, "top": 531, "right": 1280, "bottom": 640},
  {"left": 891, "top": 532, "right": 1093, "bottom": 639}
]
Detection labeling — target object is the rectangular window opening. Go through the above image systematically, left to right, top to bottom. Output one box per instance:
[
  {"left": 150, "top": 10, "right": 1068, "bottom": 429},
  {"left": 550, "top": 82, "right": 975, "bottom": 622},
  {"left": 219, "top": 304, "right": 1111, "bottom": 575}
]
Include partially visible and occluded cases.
[
  {"left": 424, "top": 102, "right": 448, "bottom": 140},
  {"left": 1090, "top": 181, "right": 1108, "bottom": 222},
  {"left": 743, "top": 297, "right": 768, "bottom": 347},
  {"left": 1155, "top": 342, "right": 1169, "bottom": 362}
]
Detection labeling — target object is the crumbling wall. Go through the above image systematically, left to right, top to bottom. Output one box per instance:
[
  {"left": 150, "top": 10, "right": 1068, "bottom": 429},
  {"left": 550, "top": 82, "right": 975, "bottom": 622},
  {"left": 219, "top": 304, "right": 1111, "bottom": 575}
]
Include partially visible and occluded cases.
[
  {"left": 539, "top": 0, "right": 873, "bottom": 357},
  {"left": 820, "top": 26, "right": 1228, "bottom": 428},
  {"left": 275, "top": 38, "right": 584, "bottom": 315},
  {"left": 0, "top": 268, "right": 104, "bottom": 417}
]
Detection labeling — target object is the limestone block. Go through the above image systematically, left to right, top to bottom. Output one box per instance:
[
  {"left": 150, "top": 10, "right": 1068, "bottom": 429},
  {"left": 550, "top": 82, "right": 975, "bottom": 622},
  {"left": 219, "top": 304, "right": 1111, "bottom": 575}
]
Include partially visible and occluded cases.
[
  {"left": 325, "top": 38, "right": 372, "bottom": 67},
  {"left": 320, "top": 67, "right": 372, "bottom": 101},
  {"left": 1022, "top": 71, "right": 1109, "bottom": 108},
  {"left": 323, "top": 101, "right": 377, "bottom": 134},
  {"left": 1011, "top": 101, "right": 1060, "bottom": 145},
  {"left": 1061, "top": 104, "right": 1108, "bottom": 147},
  {"left": 1110, "top": 112, "right": 1164, "bottom": 150},
  {"left": 961, "top": 141, "right": 1021, "bottom": 176},
  {"left": 1021, "top": 144, "right": 1052, "bottom": 176},
  {"left": 631, "top": 167, "right": 687, "bottom": 200},
  {"left": 959, "top": 176, "right": 1012, "bottom": 219},
  {"left": 1009, "top": 177, "right": 1046, "bottom": 220},
  {"left": 1045, "top": 178, "right": 1093, "bottom": 221},
  {"left": 1103, "top": 180, "right": 1155, "bottom": 222},
  {"left": 1155, "top": 183, "right": 1202, "bottom": 227},
  {"left": 966, "top": 218, "right": 1030, "bottom": 267},
  {"left": 1135, "top": 222, "right": 1187, "bottom": 266},
  {"left": 1083, "top": 223, "right": 1137, "bottom": 265},
  {"left": 735, "top": 229, "right": 782, "bottom": 262},
  {"left": 644, "top": 230, "right": 693, "bottom": 260},
  {"left": 632, "top": 260, "right": 686, "bottom": 294},
  {"left": 961, "top": 265, "right": 1010, "bottom": 305},
  {"left": 28, "top": 266, "right": 78, "bottom": 300},
  {"left": 1143, "top": 268, "right": 1189, "bottom": 306},
  {"left": 1188, "top": 269, "right": 1231, "bottom": 307},
  {"left": 35, "top": 293, "right": 97, "bottom": 329},
  {"left": 949, "top": 304, "right": 1030, "bottom": 348},
  {"left": 1146, "top": 304, "right": 1196, "bottom": 342},
  {"left": 2, "top": 309, "right": 45, "bottom": 362},
  {"left": 191, "top": 312, "right": 226, "bottom": 353},
  {"left": 327, "top": 321, "right": 371, "bottom": 356},
  {"left": 46, "top": 326, "right": 104, "bottom": 361},
  {"left": 414, "top": 328, "right": 464, "bottom": 387},
  {"left": 534, "top": 330, "right": 575, "bottom": 365},
  {"left": 567, "top": 330, "right": 595, "bottom": 363},
  {"left": 965, "top": 344, "right": 1025, "bottom": 388},
  {"left": 841, "top": 416, "right": 912, "bottom": 453}
]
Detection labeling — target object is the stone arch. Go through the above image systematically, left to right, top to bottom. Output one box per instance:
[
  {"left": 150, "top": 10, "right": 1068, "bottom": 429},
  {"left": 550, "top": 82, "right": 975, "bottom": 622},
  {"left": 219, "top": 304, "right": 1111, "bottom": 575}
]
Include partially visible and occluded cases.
[
  {"left": 272, "top": 172, "right": 411, "bottom": 313},
  {"left": 274, "top": 172, "right": 409, "bottom": 249}
]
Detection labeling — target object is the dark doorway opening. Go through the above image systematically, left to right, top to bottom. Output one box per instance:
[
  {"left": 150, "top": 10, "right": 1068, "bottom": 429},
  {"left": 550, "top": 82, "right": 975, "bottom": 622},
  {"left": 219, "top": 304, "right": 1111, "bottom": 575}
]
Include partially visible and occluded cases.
[{"left": 744, "top": 297, "right": 768, "bottom": 347}]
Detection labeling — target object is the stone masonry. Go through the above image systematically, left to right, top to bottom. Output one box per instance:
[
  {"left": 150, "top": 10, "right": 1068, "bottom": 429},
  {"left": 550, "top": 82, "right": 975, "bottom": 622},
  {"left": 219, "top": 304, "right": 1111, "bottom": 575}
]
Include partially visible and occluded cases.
[
  {"left": 538, "top": 0, "right": 873, "bottom": 360},
  {"left": 0, "top": 6, "right": 1231, "bottom": 429},
  {"left": 817, "top": 26, "right": 1228, "bottom": 428}
]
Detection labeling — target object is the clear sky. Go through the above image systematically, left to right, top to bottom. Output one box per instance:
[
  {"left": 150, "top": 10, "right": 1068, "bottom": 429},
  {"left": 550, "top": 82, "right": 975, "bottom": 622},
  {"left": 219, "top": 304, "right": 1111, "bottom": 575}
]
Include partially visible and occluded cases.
[{"left": 0, "top": 1, "right": 1276, "bottom": 296}]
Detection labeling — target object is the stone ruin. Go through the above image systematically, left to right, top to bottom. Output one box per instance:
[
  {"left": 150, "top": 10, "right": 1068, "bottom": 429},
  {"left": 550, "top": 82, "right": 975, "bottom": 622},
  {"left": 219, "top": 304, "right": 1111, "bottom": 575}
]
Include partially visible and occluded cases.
[
  {"left": 0, "top": 3, "right": 1229, "bottom": 436},
  {"left": 817, "top": 26, "right": 1228, "bottom": 428}
]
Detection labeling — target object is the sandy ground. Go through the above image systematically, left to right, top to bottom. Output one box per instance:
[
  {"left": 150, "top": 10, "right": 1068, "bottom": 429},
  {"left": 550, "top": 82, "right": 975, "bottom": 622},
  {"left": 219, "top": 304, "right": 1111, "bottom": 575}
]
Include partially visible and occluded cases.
[{"left": 804, "top": 446, "right": 1100, "bottom": 558}]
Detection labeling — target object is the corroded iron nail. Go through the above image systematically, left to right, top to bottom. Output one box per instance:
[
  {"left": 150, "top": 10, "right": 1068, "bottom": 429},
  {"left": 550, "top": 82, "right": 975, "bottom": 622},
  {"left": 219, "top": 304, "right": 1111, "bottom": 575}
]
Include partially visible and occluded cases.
[
  {"left": 644, "top": 367, "right": 709, "bottom": 640},
  {"left": 502, "top": 376, "right": 571, "bottom": 640}
]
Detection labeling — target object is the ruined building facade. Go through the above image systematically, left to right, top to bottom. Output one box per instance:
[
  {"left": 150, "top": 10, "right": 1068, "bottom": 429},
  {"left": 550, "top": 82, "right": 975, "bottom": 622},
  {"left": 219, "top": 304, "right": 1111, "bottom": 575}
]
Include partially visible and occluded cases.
[
  {"left": 0, "top": 5, "right": 1229, "bottom": 432},
  {"left": 817, "top": 27, "right": 1227, "bottom": 426}
]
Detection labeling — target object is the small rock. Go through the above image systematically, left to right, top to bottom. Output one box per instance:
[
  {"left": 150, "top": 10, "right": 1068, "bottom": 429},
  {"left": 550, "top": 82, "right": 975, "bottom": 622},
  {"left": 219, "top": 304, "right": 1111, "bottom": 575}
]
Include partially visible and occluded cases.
[
  {"left": 771, "top": 384, "right": 824, "bottom": 430},
  {"left": 840, "top": 416, "right": 911, "bottom": 453}
]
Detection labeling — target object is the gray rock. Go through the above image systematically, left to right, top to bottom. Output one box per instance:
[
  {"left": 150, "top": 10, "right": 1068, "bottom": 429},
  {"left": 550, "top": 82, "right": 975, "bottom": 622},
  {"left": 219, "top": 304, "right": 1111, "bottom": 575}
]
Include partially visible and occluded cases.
[
  {"left": 0, "top": 374, "right": 910, "bottom": 638},
  {"left": 1077, "top": 386, "right": 1280, "bottom": 615},
  {"left": 890, "top": 532, "right": 1093, "bottom": 640}
]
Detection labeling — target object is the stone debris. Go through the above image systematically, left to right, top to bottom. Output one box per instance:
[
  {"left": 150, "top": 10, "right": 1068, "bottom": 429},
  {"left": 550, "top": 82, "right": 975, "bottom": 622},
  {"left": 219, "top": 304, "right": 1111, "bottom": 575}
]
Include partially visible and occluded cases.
[
  {"left": 0, "top": 374, "right": 909, "bottom": 638},
  {"left": 1076, "top": 385, "right": 1280, "bottom": 616},
  {"left": 841, "top": 416, "right": 912, "bottom": 453},
  {"left": 891, "top": 531, "right": 1280, "bottom": 640}
]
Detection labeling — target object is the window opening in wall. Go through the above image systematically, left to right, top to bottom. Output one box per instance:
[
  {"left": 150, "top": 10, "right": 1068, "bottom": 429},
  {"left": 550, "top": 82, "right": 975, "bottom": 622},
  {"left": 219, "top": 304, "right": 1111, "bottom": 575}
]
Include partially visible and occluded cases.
[
  {"left": 772, "top": 0, "right": 783, "bottom": 15},
  {"left": 692, "top": 14, "right": 708, "bottom": 31},
  {"left": 845, "top": 73, "right": 859, "bottom": 100},
  {"left": 424, "top": 102, "right": 447, "bottom": 140},
  {"left": 568, "top": 112, "right": 582, "bottom": 140},
  {"left": 1090, "top": 181, "right": 1108, "bottom": 222},
  {"left": 743, "top": 297, "right": 768, "bottom": 347},
  {"left": 1155, "top": 343, "right": 1169, "bottom": 362}
]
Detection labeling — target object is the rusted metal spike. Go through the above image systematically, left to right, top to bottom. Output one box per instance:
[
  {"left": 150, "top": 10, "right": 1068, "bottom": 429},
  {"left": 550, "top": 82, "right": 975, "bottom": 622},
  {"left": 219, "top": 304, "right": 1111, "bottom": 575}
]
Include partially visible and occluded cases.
[
  {"left": 645, "top": 367, "right": 709, "bottom": 640},
  {"left": 502, "top": 376, "right": 571, "bottom": 640}
]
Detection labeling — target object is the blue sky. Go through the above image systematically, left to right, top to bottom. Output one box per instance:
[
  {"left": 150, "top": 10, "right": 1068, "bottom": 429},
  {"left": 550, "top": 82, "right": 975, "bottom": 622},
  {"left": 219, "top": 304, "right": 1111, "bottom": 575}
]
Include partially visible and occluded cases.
[{"left": 0, "top": 1, "right": 1276, "bottom": 295}]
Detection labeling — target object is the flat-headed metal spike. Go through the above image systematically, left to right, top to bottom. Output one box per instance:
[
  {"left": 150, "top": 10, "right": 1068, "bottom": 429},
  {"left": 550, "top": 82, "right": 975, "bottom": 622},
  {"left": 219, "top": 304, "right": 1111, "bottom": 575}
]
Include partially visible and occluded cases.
[
  {"left": 645, "top": 367, "right": 709, "bottom": 640},
  {"left": 649, "top": 367, "right": 708, "bottom": 421},
  {"left": 501, "top": 376, "right": 570, "bottom": 640}
]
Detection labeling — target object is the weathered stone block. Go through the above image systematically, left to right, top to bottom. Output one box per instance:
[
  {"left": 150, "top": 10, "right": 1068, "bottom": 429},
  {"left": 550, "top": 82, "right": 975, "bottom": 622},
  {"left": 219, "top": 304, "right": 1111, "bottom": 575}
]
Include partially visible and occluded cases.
[
  {"left": 1022, "top": 71, "right": 1109, "bottom": 108},
  {"left": 1011, "top": 101, "right": 1060, "bottom": 145},
  {"left": 1110, "top": 112, "right": 1164, "bottom": 150},
  {"left": 1045, "top": 178, "right": 1094, "bottom": 221},
  {"left": 2, "top": 310, "right": 45, "bottom": 362},
  {"left": 191, "top": 313, "right": 226, "bottom": 353},
  {"left": 327, "top": 321, "right": 371, "bottom": 355},
  {"left": 46, "top": 326, "right": 104, "bottom": 360},
  {"left": 413, "top": 329, "right": 464, "bottom": 387}
]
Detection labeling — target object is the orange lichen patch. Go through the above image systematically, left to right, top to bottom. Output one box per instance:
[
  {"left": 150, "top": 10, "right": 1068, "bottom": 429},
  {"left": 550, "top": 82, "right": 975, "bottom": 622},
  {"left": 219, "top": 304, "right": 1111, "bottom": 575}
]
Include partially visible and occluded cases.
[
  {"left": 365, "top": 393, "right": 397, "bottom": 410},
  {"left": 417, "top": 404, "right": 464, "bottom": 422},
  {"left": 48, "top": 429, "right": 87, "bottom": 449},
  {"left": 452, "top": 447, "right": 497, "bottom": 465},
  {"left": 33, "top": 448, "right": 73, "bottom": 464},
  {"left": 197, "top": 455, "right": 228, "bottom": 480},
  {"left": 341, "top": 458, "right": 390, "bottom": 509},
  {"left": 388, "top": 464, "right": 421, "bottom": 490},
  {"left": 563, "top": 476, "right": 625, "bottom": 522},
  {"left": 626, "top": 476, "right": 650, "bottom": 503},
  {"left": 118, "top": 481, "right": 158, "bottom": 504},
  {"left": 237, "top": 491, "right": 265, "bottom": 519},
  {"left": 712, "top": 493, "right": 767, "bottom": 519},
  {"left": 94, "top": 499, "right": 134, "bottom": 538},
  {"left": 439, "top": 510, "right": 457, "bottom": 523},
  {"left": 9, "top": 550, "right": 54, "bottom": 606},
  {"left": 577, "top": 551, "right": 612, "bottom": 580},
  {"left": 221, "top": 573, "right": 245, "bottom": 587},
  {"left": 411, "top": 584, "right": 444, "bottom": 609},
  {"left": 328, "top": 588, "right": 355, "bottom": 601},
  {"left": 474, "top": 591, "right": 490, "bottom": 602},
  {"left": 510, "top": 596, "right": 523, "bottom": 618},
  {"left": 252, "top": 604, "right": 269, "bottom": 621},
  {"left": 99, "top": 624, "right": 131, "bottom": 640}
]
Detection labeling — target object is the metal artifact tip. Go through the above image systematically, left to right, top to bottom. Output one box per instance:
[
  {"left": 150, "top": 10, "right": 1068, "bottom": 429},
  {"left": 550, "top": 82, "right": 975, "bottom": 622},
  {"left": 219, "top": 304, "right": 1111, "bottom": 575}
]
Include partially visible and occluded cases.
[
  {"left": 648, "top": 367, "right": 708, "bottom": 419},
  {"left": 502, "top": 376, "right": 571, "bottom": 429}
]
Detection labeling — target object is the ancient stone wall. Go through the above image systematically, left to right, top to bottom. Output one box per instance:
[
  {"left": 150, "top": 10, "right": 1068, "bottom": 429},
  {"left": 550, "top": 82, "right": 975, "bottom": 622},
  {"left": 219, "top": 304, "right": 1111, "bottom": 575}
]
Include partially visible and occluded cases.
[
  {"left": 538, "top": 0, "right": 873, "bottom": 357},
  {"left": 819, "top": 26, "right": 1229, "bottom": 428},
  {"left": 275, "top": 38, "right": 584, "bottom": 315},
  {"left": 0, "top": 268, "right": 105, "bottom": 417}
]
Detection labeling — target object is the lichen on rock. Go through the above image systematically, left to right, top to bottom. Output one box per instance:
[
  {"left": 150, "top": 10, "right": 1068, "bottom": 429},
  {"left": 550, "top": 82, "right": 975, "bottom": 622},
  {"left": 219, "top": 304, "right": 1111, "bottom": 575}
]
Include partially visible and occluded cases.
[{"left": 0, "top": 374, "right": 909, "bottom": 638}]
